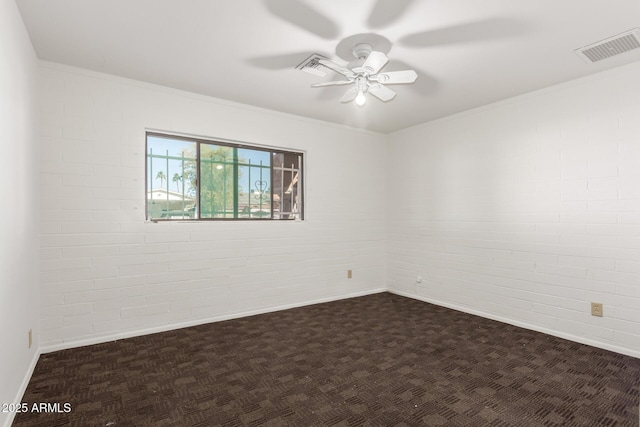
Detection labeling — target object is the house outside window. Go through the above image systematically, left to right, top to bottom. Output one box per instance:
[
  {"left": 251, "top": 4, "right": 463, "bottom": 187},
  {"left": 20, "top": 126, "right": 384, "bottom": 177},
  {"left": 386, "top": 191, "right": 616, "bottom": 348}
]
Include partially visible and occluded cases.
[{"left": 146, "top": 132, "right": 303, "bottom": 221}]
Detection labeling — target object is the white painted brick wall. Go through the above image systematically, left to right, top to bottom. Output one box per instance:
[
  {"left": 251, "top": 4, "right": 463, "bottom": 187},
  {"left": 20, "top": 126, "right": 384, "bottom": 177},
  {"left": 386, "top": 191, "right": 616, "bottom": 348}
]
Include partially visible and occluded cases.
[
  {"left": 388, "top": 62, "right": 640, "bottom": 358},
  {"left": 38, "top": 63, "right": 387, "bottom": 350}
]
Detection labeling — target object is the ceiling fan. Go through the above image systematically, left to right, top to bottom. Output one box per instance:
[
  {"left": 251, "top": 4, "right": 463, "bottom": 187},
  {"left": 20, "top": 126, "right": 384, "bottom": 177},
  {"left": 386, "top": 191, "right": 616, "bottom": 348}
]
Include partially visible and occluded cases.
[{"left": 311, "top": 43, "right": 417, "bottom": 106}]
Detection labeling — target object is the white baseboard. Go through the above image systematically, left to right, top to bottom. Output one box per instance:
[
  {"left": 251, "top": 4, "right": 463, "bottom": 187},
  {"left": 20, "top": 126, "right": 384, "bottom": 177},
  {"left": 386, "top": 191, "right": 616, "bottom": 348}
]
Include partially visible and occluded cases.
[
  {"left": 39, "top": 287, "right": 640, "bottom": 358},
  {"left": 40, "top": 288, "right": 387, "bottom": 354},
  {"left": 388, "top": 289, "right": 640, "bottom": 360},
  {"left": 3, "top": 349, "right": 40, "bottom": 427}
]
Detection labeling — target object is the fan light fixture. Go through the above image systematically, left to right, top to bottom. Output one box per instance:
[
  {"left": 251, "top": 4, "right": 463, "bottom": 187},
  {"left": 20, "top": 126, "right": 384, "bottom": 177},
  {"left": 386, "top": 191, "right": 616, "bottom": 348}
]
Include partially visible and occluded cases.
[{"left": 355, "top": 90, "right": 366, "bottom": 106}]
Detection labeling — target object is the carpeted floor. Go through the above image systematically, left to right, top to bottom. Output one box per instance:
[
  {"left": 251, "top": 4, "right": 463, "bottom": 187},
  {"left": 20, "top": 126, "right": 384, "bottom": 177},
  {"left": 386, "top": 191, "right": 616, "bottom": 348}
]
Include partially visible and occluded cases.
[{"left": 13, "top": 292, "right": 640, "bottom": 426}]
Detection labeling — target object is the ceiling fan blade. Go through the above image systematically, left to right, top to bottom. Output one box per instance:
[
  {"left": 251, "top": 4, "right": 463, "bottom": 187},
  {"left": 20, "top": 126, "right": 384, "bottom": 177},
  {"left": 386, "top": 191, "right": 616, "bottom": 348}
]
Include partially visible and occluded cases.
[
  {"left": 264, "top": 0, "right": 339, "bottom": 39},
  {"left": 367, "top": 0, "right": 416, "bottom": 29},
  {"left": 362, "top": 51, "right": 389, "bottom": 75},
  {"left": 319, "top": 59, "right": 355, "bottom": 79},
  {"left": 389, "top": 59, "right": 437, "bottom": 96},
  {"left": 375, "top": 70, "right": 418, "bottom": 84},
  {"left": 311, "top": 80, "right": 353, "bottom": 88},
  {"left": 368, "top": 84, "right": 396, "bottom": 102},
  {"left": 341, "top": 87, "right": 358, "bottom": 103}
]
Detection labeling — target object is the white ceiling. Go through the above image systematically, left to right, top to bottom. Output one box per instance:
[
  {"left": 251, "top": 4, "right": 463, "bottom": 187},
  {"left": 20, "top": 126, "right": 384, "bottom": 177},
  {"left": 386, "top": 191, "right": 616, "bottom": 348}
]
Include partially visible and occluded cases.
[{"left": 16, "top": 0, "right": 640, "bottom": 133}]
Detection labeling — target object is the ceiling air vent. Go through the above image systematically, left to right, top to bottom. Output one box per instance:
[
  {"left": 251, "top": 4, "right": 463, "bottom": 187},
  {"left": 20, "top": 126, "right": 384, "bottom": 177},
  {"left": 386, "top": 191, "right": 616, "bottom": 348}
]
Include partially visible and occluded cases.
[
  {"left": 575, "top": 28, "right": 640, "bottom": 63},
  {"left": 296, "top": 53, "right": 330, "bottom": 77}
]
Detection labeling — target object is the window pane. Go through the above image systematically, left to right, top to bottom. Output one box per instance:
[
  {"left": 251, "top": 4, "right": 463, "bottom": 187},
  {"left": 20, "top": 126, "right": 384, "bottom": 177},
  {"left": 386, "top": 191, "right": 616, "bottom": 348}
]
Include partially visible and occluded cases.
[
  {"left": 147, "top": 135, "right": 197, "bottom": 220},
  {"left": 199, "top": 144, "right": 234, "bottom": 218},
  {"left": 238, "top": 148, "right": 271, "bottom": 219},
  {"left": 273, "top": 152, "right": 302, "bottom": 220}
]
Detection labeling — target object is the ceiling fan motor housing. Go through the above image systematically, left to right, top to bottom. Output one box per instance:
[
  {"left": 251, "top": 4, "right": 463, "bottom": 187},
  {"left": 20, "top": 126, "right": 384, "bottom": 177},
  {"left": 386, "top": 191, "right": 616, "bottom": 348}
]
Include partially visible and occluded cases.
[{"left": 355, "top": 76, "right": 368, "bottom": 92}]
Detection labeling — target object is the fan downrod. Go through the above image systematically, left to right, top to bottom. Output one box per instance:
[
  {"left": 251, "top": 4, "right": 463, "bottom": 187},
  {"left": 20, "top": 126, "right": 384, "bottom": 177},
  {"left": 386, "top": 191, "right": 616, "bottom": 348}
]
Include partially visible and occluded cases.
[{"left": 352, "top": 43, "right": 373, "bottom": 60}]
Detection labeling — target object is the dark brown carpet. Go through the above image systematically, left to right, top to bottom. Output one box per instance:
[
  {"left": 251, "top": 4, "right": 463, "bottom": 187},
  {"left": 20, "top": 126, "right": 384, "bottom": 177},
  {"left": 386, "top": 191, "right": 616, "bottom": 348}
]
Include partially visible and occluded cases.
[{"left": 13, "top": 292, "right": 640, "bottom": 426}]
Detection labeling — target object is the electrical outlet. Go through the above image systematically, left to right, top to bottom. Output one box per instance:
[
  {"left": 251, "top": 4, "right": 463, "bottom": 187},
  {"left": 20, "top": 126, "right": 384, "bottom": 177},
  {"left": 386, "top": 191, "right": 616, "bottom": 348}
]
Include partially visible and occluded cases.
[
  {"left": 347, "top": 269, "right": 352, "bottom": 279},
  {"left": 591, "top": 302, "right": 603, "bottom": 317},
  {"left": 28, "top": 329, "right": 32, "bottom": 349}
]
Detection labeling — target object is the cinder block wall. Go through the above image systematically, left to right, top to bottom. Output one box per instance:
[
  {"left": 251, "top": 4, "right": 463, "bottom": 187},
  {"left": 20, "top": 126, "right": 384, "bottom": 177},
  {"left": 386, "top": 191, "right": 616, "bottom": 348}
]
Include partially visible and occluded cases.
[
  {"left": 38, "top": 62, "right": 388, "bottom": 351},
  {"left": 387, "top": 62, "right": 640, "bottom": 358}
]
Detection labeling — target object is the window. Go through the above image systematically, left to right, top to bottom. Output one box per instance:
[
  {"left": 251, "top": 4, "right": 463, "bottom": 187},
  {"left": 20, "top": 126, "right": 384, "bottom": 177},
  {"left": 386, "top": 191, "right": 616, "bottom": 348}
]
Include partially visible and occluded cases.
[{"left": 146, "top": 132, "right": 303, "bottom": 221}]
